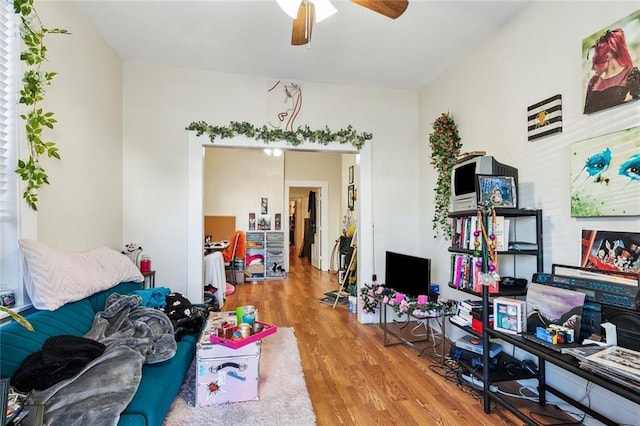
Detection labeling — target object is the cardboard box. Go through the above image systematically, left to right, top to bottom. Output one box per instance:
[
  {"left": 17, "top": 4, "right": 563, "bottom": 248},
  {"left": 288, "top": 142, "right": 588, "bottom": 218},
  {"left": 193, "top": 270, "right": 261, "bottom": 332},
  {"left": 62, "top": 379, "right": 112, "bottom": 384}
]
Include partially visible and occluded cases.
[{"left": 244, "top": 264, "right": 264, "bottom": 278}]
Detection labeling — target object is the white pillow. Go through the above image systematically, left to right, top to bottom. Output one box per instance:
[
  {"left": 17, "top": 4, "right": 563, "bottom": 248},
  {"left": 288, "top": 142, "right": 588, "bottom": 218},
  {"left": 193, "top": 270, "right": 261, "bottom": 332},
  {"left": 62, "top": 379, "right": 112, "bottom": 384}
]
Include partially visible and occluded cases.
[{"left": 19, "top": 239, "right": 144, "bottom": 311}]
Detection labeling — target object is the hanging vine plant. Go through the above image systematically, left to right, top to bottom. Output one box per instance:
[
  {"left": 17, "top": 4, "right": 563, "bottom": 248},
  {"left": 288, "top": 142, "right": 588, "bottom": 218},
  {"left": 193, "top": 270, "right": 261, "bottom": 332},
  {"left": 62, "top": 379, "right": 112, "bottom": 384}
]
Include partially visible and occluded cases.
[
  {"left": 14, "top": 0, "right": 69, "bottom": 211},
  {"left": 428, "top": 112, "right": 462, "bottom": 239},
  {"left": 186, "top": 120, "right": 373, "bottom": 150}
]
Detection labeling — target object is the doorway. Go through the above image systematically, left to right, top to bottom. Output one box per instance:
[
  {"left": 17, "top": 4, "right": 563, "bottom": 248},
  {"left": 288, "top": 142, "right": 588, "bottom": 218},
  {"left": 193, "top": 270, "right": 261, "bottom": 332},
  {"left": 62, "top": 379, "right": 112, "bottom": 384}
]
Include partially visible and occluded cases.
[
  {"left": 187, "top": 135, "right": 364, "bottom": 305},
  {"left": 287, "top": 184, "right": 326, "bottom": 271}
]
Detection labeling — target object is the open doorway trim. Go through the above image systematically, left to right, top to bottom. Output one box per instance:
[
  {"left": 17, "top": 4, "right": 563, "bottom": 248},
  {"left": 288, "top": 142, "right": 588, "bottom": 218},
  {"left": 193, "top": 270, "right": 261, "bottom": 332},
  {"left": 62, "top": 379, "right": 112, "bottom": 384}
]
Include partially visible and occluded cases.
[{"left": 186, "top": 134, "right": 358, "bottom": 304}]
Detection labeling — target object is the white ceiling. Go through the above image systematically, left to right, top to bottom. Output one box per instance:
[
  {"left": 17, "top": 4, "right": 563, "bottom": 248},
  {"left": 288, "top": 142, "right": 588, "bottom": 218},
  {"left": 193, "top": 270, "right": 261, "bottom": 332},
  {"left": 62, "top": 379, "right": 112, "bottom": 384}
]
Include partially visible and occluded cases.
[{"left": 74, "top": 0, "right": 529, "bottom": 90}]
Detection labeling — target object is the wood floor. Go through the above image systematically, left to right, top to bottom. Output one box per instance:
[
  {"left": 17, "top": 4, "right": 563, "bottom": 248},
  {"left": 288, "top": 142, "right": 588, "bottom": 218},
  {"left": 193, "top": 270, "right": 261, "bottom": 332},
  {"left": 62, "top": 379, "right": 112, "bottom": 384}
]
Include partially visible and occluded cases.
[{"left": 224, "top": 252, "right": 553, "bottom": 425}]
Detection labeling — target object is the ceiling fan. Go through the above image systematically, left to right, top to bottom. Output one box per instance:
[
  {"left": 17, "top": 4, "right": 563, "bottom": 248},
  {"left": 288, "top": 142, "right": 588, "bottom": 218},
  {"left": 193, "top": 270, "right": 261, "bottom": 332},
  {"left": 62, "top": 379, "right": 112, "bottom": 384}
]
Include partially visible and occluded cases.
[{"left": 280, "top": 0, "right": 409, "bottom": 46}]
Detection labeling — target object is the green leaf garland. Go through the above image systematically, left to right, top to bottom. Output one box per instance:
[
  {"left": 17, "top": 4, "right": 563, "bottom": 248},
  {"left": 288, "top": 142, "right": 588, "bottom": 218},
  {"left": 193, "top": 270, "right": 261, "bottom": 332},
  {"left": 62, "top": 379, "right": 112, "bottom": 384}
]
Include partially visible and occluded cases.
[
  {"left": 14, "top": 0, "right": 69, "bottom": 211},
  {"left": 428, "top": 113, "right": 462, "bottom": 239},
  {"left": 186, "top": 121, "right": 373, "bottom": 150}
]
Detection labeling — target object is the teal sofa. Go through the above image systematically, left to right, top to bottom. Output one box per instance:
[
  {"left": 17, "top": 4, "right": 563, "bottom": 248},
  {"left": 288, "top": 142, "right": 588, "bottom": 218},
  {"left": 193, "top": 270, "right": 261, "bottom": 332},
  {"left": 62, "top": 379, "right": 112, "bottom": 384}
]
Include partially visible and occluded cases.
[{"left": 0, "top": 282, "right": 196, "bottom": 426}]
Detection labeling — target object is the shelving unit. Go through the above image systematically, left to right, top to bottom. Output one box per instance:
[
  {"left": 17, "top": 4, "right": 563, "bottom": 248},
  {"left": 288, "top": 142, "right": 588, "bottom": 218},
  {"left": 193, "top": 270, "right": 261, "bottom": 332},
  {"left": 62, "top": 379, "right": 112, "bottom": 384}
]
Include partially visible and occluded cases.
[
  {"left": 447, "top": 208, "right": 543, "bottom": 296},
  {"left": 448, "top": 208, "right": 544, "bottom": 423},
  {"left": 245, "top": 230, "right": 286, "bottom": 281},
  {"left": 265, "top": 231, "right": 286, "bottom": 279}
]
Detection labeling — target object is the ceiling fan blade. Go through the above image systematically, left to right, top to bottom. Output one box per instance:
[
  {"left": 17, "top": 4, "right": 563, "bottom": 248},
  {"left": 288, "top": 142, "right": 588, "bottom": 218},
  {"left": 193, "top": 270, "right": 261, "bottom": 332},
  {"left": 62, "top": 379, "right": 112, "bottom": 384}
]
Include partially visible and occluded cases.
[
  {"left": 351, "top": 0, "right": 408, "bottom": 19},
  {"left": 291, "top": 1, "right": 316, "bottom": 46}
]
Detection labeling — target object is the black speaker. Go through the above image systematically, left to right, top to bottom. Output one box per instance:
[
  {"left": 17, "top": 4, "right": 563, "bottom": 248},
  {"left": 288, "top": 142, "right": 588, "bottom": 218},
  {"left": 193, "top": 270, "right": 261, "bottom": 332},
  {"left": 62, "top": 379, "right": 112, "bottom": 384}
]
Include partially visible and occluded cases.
[{"left": 500, "top": 277, "right": 527, "bottom": 288}]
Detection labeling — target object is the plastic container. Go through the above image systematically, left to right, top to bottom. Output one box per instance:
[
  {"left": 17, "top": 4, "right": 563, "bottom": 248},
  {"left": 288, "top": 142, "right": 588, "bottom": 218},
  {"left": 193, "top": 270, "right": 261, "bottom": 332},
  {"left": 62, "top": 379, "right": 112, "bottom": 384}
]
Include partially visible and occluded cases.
[
  {"left": 140, "top": 255, "right": 151, "bottom": 273},
  {"left": 242, "top": 305, "right": 256, "bottom": 325}
]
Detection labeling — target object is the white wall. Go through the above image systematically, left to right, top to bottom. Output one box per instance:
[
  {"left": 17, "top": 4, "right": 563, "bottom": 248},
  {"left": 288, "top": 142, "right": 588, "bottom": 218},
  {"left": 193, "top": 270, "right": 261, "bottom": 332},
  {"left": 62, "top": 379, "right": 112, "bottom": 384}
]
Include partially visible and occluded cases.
[
  {"left": 419, "top": 2, "right": 640, "bottom": 287},
  {"left": 34, "top": 3, "right": 123, "bottom": 250},
  {"left": 417, "top": 3, "right": 640, "bottom": 424},
  {"left": 122, "top": 62, "right": 419, "bottom": 295},
  {"left": 204, "top": 147, "right": 285, "bottom": 229}
]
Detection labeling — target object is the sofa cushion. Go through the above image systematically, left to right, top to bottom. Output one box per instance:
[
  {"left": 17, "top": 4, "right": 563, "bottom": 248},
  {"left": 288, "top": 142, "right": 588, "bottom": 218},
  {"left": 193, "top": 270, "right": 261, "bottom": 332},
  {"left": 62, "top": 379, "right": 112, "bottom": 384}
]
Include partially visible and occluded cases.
[
  {"left": 19, "top": 239, "right": 144, "bottom": 311},
  {"left": 0, "top": 282, "right": 143, "bottom": 379},
  {"left": 124, "top": 341, "right": 195, "bottom": 426}
]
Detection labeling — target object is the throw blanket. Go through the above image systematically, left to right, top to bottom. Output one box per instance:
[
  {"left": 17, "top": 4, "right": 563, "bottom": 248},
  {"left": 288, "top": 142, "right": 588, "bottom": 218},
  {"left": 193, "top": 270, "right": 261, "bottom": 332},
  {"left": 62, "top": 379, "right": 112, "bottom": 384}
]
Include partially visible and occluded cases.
[{"left": 30, "top": 293, "right": 177, "bottom": 426}]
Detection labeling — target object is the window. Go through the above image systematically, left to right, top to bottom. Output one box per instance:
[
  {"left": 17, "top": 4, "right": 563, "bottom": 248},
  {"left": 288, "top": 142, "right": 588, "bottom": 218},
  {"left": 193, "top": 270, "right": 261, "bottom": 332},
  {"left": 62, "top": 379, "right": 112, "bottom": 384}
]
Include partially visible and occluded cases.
[{"left": 0, "top": 0, "right": 23, "bottom": 308}]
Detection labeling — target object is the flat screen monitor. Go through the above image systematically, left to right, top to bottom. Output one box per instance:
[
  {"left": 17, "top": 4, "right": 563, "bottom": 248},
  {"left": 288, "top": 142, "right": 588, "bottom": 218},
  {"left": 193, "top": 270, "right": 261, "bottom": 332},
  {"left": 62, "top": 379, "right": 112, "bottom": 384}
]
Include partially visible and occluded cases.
[{"left": 384, "top": 251, "right": 431, "bottom": 298}]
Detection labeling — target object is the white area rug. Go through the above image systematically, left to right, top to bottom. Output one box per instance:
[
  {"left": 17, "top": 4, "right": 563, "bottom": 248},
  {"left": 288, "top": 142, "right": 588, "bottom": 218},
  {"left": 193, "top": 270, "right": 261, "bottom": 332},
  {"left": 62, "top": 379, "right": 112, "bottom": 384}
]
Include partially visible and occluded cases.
[{"left": 163, "top": 327, "right": 316, "bottom": 426}]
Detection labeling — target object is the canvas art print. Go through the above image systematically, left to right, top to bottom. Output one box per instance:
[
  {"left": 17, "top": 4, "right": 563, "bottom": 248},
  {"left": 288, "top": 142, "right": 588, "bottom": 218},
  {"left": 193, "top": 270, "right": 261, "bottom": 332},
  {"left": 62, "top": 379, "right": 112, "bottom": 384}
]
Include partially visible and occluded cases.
[
  {"left": 582, "top": 9, "right": 640, "bottom": 114},
  {"left": 570, "top": 125, "right": 640, "bottom": 217},
  {"left": 476, "top": 175, "right": 517, "bottom": 208},
  {"left": 581, "top": 229, "right": 640, "bottom": 274},
  {"left": 525, "top": 283, "right": 586, "bottom": 337}
]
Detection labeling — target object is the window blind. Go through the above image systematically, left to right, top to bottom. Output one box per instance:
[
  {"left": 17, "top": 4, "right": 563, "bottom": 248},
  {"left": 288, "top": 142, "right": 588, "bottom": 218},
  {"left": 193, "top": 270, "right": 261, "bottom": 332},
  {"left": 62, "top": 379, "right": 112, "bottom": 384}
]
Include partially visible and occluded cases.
[
  {"left": 0, "top": 0, "right": 17, "bottom": 218},
  {"left": 0, "top": 0, "right": 21, "bottom": 307}
]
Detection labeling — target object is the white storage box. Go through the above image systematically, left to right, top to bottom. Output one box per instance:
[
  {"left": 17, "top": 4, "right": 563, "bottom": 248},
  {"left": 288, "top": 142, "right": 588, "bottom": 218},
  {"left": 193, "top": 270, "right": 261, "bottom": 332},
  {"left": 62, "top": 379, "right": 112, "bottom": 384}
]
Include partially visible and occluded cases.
[
  {"left": 195, "top": 311, "right": 263, "bottom": 405},
  {"left": 196, "top": 336, "right": 261, "bottom": 406}
]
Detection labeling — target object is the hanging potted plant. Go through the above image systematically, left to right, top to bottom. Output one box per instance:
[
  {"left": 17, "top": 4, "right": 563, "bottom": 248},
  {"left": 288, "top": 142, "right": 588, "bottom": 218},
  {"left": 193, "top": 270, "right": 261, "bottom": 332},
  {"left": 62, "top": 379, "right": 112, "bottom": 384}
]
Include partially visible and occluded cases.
[{"left": 428, "top": 112, "right": 462, "bottom": 239}]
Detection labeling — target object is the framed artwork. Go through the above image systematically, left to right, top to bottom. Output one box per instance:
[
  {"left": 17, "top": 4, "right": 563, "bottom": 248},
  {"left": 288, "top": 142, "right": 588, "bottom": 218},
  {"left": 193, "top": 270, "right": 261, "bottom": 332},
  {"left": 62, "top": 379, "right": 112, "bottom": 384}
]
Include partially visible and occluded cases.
[
  {"left": 582, "top": 10, "right": 640, "bottom": 114},
  {"left": 527, "top": 94, "right": 562, "bottom": 142},
  {"left": 570, "top": 125, "right": 640, "bottom": 217},
  {"left": 348, "top": 165, "right": 354, "bottom": 184},
  {"left": 476, "top": 175, "right": 517, "bottom": 208},
  {"left": 347, "top": 185, "right": 355, "bottom": 211},
  {"left": 261, "top": 197, "right": 268, "bottom": 214},
  {"left": 248, "top": 213, "right": 256, "bottom": 230},
  {"left": 275, "top": 213, "right": 282, "bottom": 231},
  {"left": 258, "top": 214, "right": 271, "bottom": 230},
  {"left": 581, "top": 229, "right": 640, "bottom": 275},
  {"left": 525, "top": 283, "right": 586, "bottom": 337}
]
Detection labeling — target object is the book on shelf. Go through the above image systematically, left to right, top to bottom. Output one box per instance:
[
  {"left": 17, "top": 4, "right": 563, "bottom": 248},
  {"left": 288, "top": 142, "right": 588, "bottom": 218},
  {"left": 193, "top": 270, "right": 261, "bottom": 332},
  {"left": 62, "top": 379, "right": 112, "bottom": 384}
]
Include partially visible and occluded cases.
[
  {"left": 490, "top": 216, "right": 510, "bottom": 252},
  {"left": 451, "top": 254, "right": 487, "bottom": 292},
  {"left": 460, "top": 299, "right": 483, "bottom": 310},
  {"left": 450, "top": 315, "right": 471, "bottom": 327}
]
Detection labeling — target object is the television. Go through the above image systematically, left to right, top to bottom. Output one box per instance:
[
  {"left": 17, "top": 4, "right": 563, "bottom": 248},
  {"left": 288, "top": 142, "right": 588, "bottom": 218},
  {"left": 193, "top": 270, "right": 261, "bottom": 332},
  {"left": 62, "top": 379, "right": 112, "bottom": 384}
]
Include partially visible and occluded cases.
[
  {"left": 450, "top": 155, "right": 518, "bottom": 212},
  {"left": 384, "top": 251, "right": 431, "bottom": 298}
]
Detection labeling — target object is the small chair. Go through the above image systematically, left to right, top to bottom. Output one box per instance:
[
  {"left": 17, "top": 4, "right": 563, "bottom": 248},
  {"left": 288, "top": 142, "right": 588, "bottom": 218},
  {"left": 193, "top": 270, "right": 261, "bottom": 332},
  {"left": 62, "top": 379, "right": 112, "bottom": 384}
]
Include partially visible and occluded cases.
[{"left": 223, "top": 231, "right": 245, "bottom": 284}]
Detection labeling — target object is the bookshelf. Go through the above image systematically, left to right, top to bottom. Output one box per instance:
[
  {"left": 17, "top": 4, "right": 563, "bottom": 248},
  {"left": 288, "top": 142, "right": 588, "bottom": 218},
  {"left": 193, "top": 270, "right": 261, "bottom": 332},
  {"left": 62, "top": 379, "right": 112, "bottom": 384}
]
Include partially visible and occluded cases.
[{"left": 447, "top": 208, "right": 543, "bottom": 296}]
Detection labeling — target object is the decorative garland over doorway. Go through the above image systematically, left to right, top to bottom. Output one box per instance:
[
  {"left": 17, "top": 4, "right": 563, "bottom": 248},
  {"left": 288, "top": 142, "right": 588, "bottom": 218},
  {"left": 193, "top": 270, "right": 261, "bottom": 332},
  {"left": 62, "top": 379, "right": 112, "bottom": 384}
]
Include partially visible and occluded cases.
[{"left": 186, "top": 121, "right": 373, "bottom": 150}]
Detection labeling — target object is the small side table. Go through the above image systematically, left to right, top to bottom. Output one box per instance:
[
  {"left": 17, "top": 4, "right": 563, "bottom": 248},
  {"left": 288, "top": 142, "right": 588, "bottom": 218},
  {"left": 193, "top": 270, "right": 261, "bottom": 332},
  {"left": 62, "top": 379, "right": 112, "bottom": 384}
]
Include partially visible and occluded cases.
[{"left": 142, "top": 270, "right": 156, "bottom": 289}]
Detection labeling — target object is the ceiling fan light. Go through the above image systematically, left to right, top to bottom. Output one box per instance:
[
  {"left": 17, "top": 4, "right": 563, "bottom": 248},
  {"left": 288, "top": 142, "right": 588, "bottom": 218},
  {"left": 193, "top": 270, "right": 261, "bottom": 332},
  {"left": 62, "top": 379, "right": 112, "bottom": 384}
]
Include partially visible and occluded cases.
[{"left": 277, "top": 0, "right": 336, "bottom": 22}]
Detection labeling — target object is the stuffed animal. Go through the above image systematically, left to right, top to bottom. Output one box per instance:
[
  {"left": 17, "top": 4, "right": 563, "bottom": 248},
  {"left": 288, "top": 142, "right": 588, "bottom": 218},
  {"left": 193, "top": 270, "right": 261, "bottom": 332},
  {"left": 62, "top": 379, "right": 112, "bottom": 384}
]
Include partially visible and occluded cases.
[{"left": 122, "top": 243, "right": 143, "bottom": 265}]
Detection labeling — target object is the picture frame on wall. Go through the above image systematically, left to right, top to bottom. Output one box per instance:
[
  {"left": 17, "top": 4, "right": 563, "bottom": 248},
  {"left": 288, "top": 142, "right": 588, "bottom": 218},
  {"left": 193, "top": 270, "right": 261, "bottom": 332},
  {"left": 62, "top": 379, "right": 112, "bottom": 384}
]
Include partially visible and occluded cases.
[
  {"left": 582, "top": 9, "right": 640, "bottom": 114},
  {"left": 570, "top": 125, "right": 640, "bottom": 217},
  {"left": 348, "top": 165, "right": 354, "bottom": 184},
  {"left": 476, "top": 175, "right": 517, "bottom": 208},
  {"left": 348, "top": 185, "right": 355, "bottom": 211},
  {"left": 261, "top": 198, "right": 268, "bottom": 215},
  {"left": 275, "top": 213, "right": 282, "bottom": 231},
  {"left": 258, "top": 214, "right": 271, "bottom": 230}
]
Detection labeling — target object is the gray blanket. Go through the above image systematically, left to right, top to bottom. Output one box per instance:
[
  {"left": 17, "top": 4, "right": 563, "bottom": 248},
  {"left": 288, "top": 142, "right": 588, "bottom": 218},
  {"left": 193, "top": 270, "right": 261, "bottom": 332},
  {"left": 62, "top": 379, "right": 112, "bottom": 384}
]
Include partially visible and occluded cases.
[{"left": 31, "top": 293, "right": 177, "bottom": 426}]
